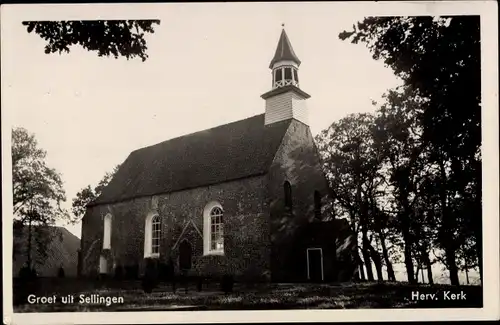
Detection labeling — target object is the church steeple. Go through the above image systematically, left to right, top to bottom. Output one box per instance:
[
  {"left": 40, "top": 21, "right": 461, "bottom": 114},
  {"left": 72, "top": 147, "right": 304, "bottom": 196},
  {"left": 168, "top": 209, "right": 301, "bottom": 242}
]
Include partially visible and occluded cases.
[
  {"left": 262, "top": 26, "right": 311, "bottom": 126},
  {"left": 268, "top": 26, "right": 303, "bottom": 89}
]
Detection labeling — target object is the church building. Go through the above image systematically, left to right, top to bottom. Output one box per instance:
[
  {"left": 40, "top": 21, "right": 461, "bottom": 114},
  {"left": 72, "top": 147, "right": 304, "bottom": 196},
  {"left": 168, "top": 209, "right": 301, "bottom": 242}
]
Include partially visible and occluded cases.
[{"left": 79, "top": 28, "right": 356, "bottom": 283}]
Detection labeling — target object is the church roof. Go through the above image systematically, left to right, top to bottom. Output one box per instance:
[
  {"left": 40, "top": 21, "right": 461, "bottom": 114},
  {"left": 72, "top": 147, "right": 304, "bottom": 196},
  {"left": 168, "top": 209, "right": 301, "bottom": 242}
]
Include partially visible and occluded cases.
[
  {"left": 269, "top": 29, "right": 301, "bottom": 69},
  {"left": 90, "top": 114, "right": 291, "bottom": 206}
]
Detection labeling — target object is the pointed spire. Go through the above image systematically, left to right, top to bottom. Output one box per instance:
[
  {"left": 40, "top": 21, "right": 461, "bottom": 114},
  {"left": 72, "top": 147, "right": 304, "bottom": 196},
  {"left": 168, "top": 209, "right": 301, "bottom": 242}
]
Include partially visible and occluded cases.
[{"left": 269, "top": 27, "right": 301, "bottom": 69}]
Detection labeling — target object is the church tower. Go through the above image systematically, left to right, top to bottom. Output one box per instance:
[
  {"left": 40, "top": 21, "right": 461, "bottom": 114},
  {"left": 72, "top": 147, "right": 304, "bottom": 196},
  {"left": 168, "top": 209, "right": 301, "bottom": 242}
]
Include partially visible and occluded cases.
[{"left": 261, "top": 26, "right": 311, "bottom": 126}]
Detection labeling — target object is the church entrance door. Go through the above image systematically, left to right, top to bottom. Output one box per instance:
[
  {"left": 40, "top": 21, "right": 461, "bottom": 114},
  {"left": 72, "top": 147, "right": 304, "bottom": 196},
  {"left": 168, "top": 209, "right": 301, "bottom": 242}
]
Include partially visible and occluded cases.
[
  {"left": 179, "top": 240, "right": 192, "bottom": 271},
  {"left": 307, "top": 248, "right": 324, "bottom": 282},
  {"left": 99, "top": 255, "right": 108, "bottom": 274}
]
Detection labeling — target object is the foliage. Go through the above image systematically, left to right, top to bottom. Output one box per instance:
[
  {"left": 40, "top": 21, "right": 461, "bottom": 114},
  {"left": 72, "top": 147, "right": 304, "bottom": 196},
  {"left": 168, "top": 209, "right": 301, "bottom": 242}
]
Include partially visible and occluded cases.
[
  {"left": 317, "top": 15, "right": 482, "bottom": 285},
  {"left": 339, "top": 16, "right": 480, "bottom": 156},
  {"left": 22, "top": 20, "right": 160, "bottom": 61},
  {"left": 316, "top": 113, "right": 394, "bottom": 281},
  {"left": 316, "top": 113, "right": 375, "bottom": 229},
  {"left": 12, "top": 127, "right": 70, "bottom": 266},
  {"left": 12, "top": 127, "right": 68, "bottom": 222},
  {"left": 71, "top": 164, "right": 120, "bottom": 221},
  {"left": 71, "top": 186, "right": 95, "bottom": 221}
]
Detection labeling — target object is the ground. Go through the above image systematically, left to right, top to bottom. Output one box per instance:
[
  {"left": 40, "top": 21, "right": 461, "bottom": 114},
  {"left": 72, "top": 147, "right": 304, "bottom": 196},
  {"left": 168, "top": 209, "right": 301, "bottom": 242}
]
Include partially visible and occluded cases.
[{"left": 14, "top": 278, "right": 482, "bottom": 312}]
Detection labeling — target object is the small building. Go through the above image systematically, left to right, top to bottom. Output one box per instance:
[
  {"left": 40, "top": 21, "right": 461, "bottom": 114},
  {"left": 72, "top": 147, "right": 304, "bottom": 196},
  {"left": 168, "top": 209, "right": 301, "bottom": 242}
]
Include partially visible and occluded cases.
[
  {"left": 79, "top": 28, "right": 356, "bottom": 283},
  {"left": 293, "top": 219, "right": 357, "bottom": 282}
]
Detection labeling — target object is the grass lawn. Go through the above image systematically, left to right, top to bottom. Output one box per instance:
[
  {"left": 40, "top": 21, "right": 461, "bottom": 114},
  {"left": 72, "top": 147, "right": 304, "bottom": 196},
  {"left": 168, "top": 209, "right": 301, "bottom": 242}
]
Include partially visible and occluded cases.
[{"left": 14, "top": 279, "right": 483, "bottom": 312}]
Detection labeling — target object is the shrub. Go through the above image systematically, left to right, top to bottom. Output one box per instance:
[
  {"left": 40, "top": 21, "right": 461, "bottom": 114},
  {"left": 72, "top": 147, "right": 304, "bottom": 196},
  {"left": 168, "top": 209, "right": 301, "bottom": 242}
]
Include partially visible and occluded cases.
[
  {"left": 142, "top": 258, "right": 159, "bottom": 293},
  {"left": 166, "top": 258, "right": 175, "bottom": 282},
  {"left": 159, "top": 262, "right": 173, "bottom": 282},
  {"left": 125, "top": 264, "right": 139, "bottom": 280},
  {"left": 15, "top": 265, "right": 39, "bottom": 306},
  {"left": 19, "top": 265, "right": 32, "bottom": 279},
  {"left": 114, "top": 265, "right": 124, "bottom": 281},
  {"left": 58, "top": 266, "right": 65, "bottom": 278},
  {"left": 30, "top": 267, "right": 38, "bottom": 279},
  {"left": 220, "top": 274, "right": 234, "bottom": 294},
  {"left": 197, "top": 276, "right": 203, "bottom": 292}
]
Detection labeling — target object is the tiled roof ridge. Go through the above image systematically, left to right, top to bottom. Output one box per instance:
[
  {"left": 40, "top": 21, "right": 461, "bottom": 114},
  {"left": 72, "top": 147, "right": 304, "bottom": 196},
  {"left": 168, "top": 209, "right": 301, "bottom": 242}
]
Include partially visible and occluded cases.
[{"left": 132, "top": 113, "right": 266, "bottom": 154}]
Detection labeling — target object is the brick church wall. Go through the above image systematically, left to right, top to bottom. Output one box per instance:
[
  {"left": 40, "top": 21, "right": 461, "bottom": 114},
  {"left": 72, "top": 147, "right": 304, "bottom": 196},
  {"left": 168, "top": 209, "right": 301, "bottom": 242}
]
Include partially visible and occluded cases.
[
  {"left": 267, "top": 119, "right": 331, "bottom": 282},
  {"left": 80, "top": 175, "right": 271, "bottom": 280}
]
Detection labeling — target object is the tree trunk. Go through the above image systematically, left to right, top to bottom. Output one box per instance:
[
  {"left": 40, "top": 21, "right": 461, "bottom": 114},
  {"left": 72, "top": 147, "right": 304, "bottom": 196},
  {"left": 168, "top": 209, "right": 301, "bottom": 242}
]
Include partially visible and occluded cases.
[
  {"left": 353, "top": 145, "right": 372, "bottom": 282},
  {"left": 438, "top": 159, "right": 460, "bottom": 286},
  {"left": 474, "top": 159, "right": 483, "bottom": 285},
  {"left": 399, "top": 188, "right": 416, "bottom": 284},
  {"left": 474, "top": 214, "right": 483, "bottom": 285},
  {"left": 27, "top": 216, "right": 33, "bottom": 268},
  {"left": 401, "top": 218, "right": 416, "bottom": 284},
  {"left": 353, "top": 225, "right": 365, "bottom": 282},
  {"left": 361, "top": 231, "right": 375, "bottom": 281},
  {"left": 379, "top": 234, "right": 396, "bottom": 281},
  {"left": 476, "top": 236, "right": 483, "bottom": 285},
  {"left": 367, "top": 242, "right": 384, "bottom": 281},
  {"left": 403, "top": 243, "right": 415, "bottom": 283},
  {"left": 445, "top": 247, "right": 460, "bottom": 285},
  {"left": 357, "top": 248, "right": 366, "bottom": 281},
  {"left": 77, "top": 249, "right": 82, "bottom": 277},
  {"left": 423, "top": 252, "right": 434, "bottom": 284},
  {"left": 358, "top": 262, "right": 366, "bottom": 281},
  {"left": 415, "top": 264, "right": 421, "bottom": 283},
  {"left": 359, "top": 265, "right": 365, "bottom": 281},
  {"left": 420, "top": 267, "right": 425, "bottom": 283},
  {"left": 465, "top": 268, "right": 469, "bottom": 285}
]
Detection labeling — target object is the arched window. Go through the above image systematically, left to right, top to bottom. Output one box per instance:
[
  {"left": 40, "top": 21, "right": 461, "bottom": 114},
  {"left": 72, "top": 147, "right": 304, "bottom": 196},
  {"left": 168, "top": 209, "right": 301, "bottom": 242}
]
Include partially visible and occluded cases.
[
  {"left": 284, "top": 181, "right": 293, "bottom": 211},
  {"left": 314, "top": 191, "right": 322, "bottom": 219},
  {"left": 203, "top": 202, "right": 224, "bottom": 255},
  {"left": 210, "top": 207, "right": 224, "bottom": 251},
  {"left": 144, "top": 213, "right": 161, "bottom": 258},
  {"left": 103, "top": 214, "right": 112, "bottom": 249},
  {"left": 151, "top": 215, "right": 161, "bottom": 255}
]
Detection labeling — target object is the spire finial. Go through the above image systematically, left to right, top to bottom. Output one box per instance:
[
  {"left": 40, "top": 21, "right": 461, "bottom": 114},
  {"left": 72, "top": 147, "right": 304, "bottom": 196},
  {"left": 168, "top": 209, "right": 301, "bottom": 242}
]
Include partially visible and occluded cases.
[{"left": 281, "top": 23, "right": 285, "bottom": 28}]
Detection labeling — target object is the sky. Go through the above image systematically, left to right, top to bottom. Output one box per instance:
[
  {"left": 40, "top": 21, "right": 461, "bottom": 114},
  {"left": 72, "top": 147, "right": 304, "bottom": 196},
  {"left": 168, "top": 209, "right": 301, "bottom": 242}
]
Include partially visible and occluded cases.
[{"left": 3, "top": 3, "right": 403, "bottom": 238}]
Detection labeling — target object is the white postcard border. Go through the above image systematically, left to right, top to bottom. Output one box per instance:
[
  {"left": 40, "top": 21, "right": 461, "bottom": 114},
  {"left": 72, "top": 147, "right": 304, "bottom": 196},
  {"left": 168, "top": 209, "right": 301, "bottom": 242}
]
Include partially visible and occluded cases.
[{"left": 2, "top": 1, "right": 498, "bottom": 324}]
